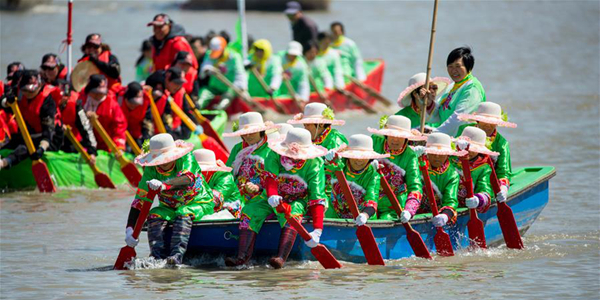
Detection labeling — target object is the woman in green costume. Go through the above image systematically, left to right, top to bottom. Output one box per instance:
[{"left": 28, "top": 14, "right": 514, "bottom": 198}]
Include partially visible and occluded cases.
[
  {"left": 246, "top": 39, "right": 283, "bottom": 98},
  {"left": 395, "top": 72, "right": 451, "bottom": 129},
  {"left": 457, "top": 101, "right": 517, "bottom": 203},
  {"left": 222, "top": 112, "right": 280, "bottom": 267},
  {"left": 367, "top": 115, "right": 426, "bottom": 221},
  {"left": 452, "top": 127, "right": 499, "bottom": 213},
  {"left": 264, "top": 128, "right": 328, "bottom": 269},
  {"left": 410, "top": 133, "right": 466, "bottom": 227},
  {"left": 125, "top": 134, "right": 215, "bottom": 266},
  {"left": 325, "top": 134, "right": 389, "bottom": 226},
  {"left": 193, "top": 149, "right": 243, "bottom": 218}
]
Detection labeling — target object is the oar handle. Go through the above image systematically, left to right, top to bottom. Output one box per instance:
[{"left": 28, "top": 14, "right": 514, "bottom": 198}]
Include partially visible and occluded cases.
[
  {"left": 420, "top": 0, "right": 440, "bottom": 134},
  {"left": 251, "top": 67, "right": 287, "bottom": 114},
  {"left": 212, "top": 69, "right": 266, "bottom": 113},
  {"left": 308, "top": 73, "right": 334, "bottom": 107},
  {"left": 345, "top": 75, "right": 392, "bottom": 106},
  {"left": 282, "top": 76, "right": 304, "bottom": 112},
  {"left": 146, "top": 89, "right": 167, "bottom": 134},
  {"left": 339, "top": 89, "right": 377, "bottom": 114},
  {"left": 184, "top": 94, "right": 208, "bottom": 123},
  {"left": 167, "top": 97, "right": 197, "bottom": 132},
  {"left": 8, "top": 100, "right": 36, "bottom": 154},
  {"left": 89, "top": 115, "right": 129, "bottom": 167},
  {"left": 65, "top": 125, "right": 101, "bottom": 174},
  {"left": 125, "top": 131, "right": 142, "bottom": 156},
  {"left": 459, "top": 155, "right": 475, "bottom": 198},
  {"left": 486, "top": 155, "right": 502, "bottom": 194},
  {"left": 418, "top": 157, "right": 441, "bottom": 216},
  {"left": 378, "top": 169, "right": 404, "bottom": 216},
  {"left": 334, "top": 170, "right": 361, "bottom": 218},
  {"left": 132, "top": 187, "right": 160, "bottom": 240},
  {"left": 277, "top": 203, "right": 312, "bottom": 241}
]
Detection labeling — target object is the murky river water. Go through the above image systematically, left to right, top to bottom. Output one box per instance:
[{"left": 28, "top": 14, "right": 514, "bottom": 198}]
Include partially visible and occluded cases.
[{"left": 1, "top": 1, "right": 599, "bottom": 299}]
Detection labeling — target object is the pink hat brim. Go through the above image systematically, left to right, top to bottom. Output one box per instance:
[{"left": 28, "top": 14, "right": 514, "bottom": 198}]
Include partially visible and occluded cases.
[
  {"left": 397, "top": 77, "right": 452, "bottom": 109},
  {"left": 458, "top": 114, "right": 517, "bottom": 128},
  {"left": 287, "top": 118, "right": 345, "bottom": 126},
  {"left": 223, "top": 123, "right": 280, "bottom": 137},
  {"left": 367, "top": 127, "right": 427, "bottom": 141},
  {"left": 452, "top": 137, "right": 500, "bottom": 157},
  {"left": 135, "top": 141, "right": 194, "bottom": 167},
  {"left": 268, "top": 142, "right": 328, "bottom": 160},
  {"left": 424, "top": 148, "right": 467, "bottom": 157},
  {"left": 337, "top": 149, "right": 390, "bottom": 160},
  {"left": 198, "top": 162, "right": 232, "bottom": 172}
]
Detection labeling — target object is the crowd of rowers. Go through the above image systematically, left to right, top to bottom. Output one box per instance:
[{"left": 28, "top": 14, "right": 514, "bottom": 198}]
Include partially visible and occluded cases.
[{"left": 0, "top": 3, "right": 517, "bottom": 269}]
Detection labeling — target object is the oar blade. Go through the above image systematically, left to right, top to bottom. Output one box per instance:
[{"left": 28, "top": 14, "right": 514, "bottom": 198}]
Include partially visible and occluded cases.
[
  {"left": 201, "top": 135, "right": 229, "bottom": 163},
  {"left": 31, "top": 161, "right": 56, "bottom": 193},
  {"left": 121, "top": 163, "right": 141, "bottom": 187},
  {"left": 95, "top": 173, "right": 116, "bottom": 189},
  {"left": 497, "top": 202, "right": 524, "bottom": 249},
  {"left": 467, "top": 211, "right": 487, "bottom": 249},
  {"left": 403, "top": 224, "right": 432, "bottom": 259},
  {"left": 356, "top": 226, "right": 385, "bottom": 265},
  {"left": 434, "top": 228, "right": 454, "bottom": 257},
  {"left": 311, "top": 245, "right": 343, "bottom": 269},
  {"left": 114, "top": 246, "right": 136, "bottom": 270}
]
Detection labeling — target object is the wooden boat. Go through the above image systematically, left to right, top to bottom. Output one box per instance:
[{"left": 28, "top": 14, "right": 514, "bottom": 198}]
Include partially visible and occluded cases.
[
  {"left": 221, "top": 59, "right": 385, "bottom": 115},
  {"left": 0, "top": 110, "right": 228, "bottom": 191},
  {"left": 165, "top": 166, "right": 555, "bottom": 262}
]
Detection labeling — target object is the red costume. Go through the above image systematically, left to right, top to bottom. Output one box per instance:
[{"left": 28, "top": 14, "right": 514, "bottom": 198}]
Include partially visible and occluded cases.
[
  {"left": 152, "top": 36, "right": 197, "bottom": 71},
  {"left": 82, "top": 92, "right": 127, "bottom": 151}
]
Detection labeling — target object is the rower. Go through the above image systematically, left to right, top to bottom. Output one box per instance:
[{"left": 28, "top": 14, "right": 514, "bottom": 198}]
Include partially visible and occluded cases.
[
  {"left": 284, "top": 1, "right": 318, "bottom": 50},
  {"left": 147, "top": 13, "right": 197, "bottom": 71},
  {"left": 330, "top": 21, "right": 366, "bottom": 81},
  {"left": 316, "top": 32, "right": 345, "bottom": 92},
  {"left": 78, "top": 33, "right": 122, "bottom": 92},
  {"left": 198, "top": 36, "right": 247, "bottom": 109},
  {"left": 246, "top": 39, "right": 283, "bottom": 98},
  {"left": 135, "top": 40, "right": 153, "bottom": 82},
  {"left": 304, "top": 40, "right": 333, "bottom": 93},
  {"left": 278, "top": 41, "right": 310, "bottom": 103},
  {"left": 171, "top": 51, "right": 198, "bottom": 98},
  {"left": 39, "top": 54, "right": 67, "bottom": 86},
  {"left": 5, "top": 62, "right": 25, "bottom": 87},
  {"left": 164, "top": 66, "right": 192, "bottom": 140},
  {"left": 396, "top": 73, "right": 450, "bottom": 129},
  {"left": 118, "top": 82, "right": 152, "bottom": 150}
]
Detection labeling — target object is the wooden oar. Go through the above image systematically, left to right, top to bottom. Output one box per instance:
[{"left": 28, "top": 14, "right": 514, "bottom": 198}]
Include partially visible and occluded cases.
[
  {"left": 419, "top": 0, "right": 439, "bottom": 134},
  {"left": 250, "top": 67, "right": 288, "bottom": 114},
  {"left": 211, "top": 69, "right": 267, "bottom": 113},
  {"left": 307, "top": 73, "right": 334, "bottom": 107},
  {"left": 345, "top": 75, "right": 392, "bottom": 107},
  {"left": 282, "top": 76, "right": 305, "bottom": 112},
  {"left": 337, "top": 89, "right": 377, "bottom": 114},
  {"left": 146, "top": 90, "right": 167, "bottom": 134},
  {"left": 183, "top": 93, "right": 229, "bottom": 153},
  {"left": 8, "top": 100, "right": 56, "bottom": 193},
  {"left": 89, "top": 115, "right": 141, "bottom": 187},
  {"left": 65, "top": 125, "right": 116, "bottom": 189},
  {"left": 125, "top": 131, "right": 142, "bottom": 156},
  {"left": 459, "top": 154, "right": 487, "bottom": 249},
  {"left": 486, "top": 156, "right": 524, "bottom": 249},
  {"left": 418, "top": 157, "right": 454, "bottom": 256},
  {"left": 378, "top": 169, "right": 432, "bottom": 259},
  {"left": 334, "top": 170, "right": 385, "bottom": 265},
  {"left": 114, "top": 187, "right": 160, "bottom": 270},
  {"left": 276, "top": 203, "right": 342, "bottom": 269}
]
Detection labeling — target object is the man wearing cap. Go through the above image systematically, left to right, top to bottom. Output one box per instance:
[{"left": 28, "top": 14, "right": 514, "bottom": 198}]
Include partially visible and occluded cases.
[
  {"left": 284, "top": 1, "right": 318, "bottom": 50},
  {"left": 148, "top": 13, "right": 197, "bottom": 71},
  {"left": 330, "top": 22, "right": 366, "bottom": 81},
  {"left": 317, "top": 32, "right": 345, "bottom": 91},
  {"left": 78, "top": 33, "right": 122, "bottom": 91},
  {"left": 198, "top": 36, "right": 247, "bottom": 109},
  {"left": 278, "top": 41, "right": 310, "bottom": 102},
  {"left": 171, "top": 51, "right": 198, "bottom": 97},
  {"left": 40, "top": 54, "right": 67, "bottom": 86},
  {"left": 5, "top": 62, "right": 25, "bottom": 86},
  {"left": 164, "top": 66, "right": 193, "bottom": 140},
  {"left": 0, "top": 70, "right": 63, "bottom": 170},
  {"left": 81, "top": 74, "right": 127, "bottom": 152},
  {"left": 118, "top": 82, "right": 152, "bottom": 149}
]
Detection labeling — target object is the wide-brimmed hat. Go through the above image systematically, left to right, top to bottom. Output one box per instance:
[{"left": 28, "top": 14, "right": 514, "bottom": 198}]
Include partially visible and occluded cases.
[
  {"left": 71, "top": 61, "right": 100, "bottom": 92},
  {"left": 397, "top": 72, "right": 452, "bottom": 108},
  {"left": 458, "top": 102, "right": 517, "bottom": 128},
  {"left": 288, "top": 103, "right": 345, "bottom": 125},
  {"left": 223, "top": 112, "right": 280, "bottom": 137},
  {"left": 367, "top": 115, "right": 426, "bottom": 141},
  {"left": 267, "top": 123, "right": 294, "bottom": 142},
  {"left": 454, "top": 127, "right": 499, "bottom": 156},
  {"left": 269, "top": 128, "right": 328, "bottom": 160},
  {"left": 422, "top": 132, "right": 467, "bottom": 156},
  {"left": 135, "top": 133, "right": 194, "bottom": 167},
  {"left": 337, "top": 134, "right": 390, "bottom": 160},
  {"left": 193, "top": 149, "right": 232, "bottom": 172}
]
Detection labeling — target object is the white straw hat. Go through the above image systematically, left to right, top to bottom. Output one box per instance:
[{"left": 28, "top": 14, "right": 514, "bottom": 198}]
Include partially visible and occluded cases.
[
  {"left": 397, "top": 72, "right": 452, "bottom": 108},
  {"left": 458, "top": 102, "right": 517, "bottom": 128},
  {"left": 287, "top": 103, "right": 345, "bottom": 125},
  {"left": 223, "top": 112, "right": 280, "bottom": 137},
  {"left": 367, "top": 115, "right": 426, "bottom": 141},
  {"left": 267, "top": 123, "right": 294, "bottom": 143},
  {"left": 454, "top": 127, "right": 499, "bottom": 156},
  {"left": 268, "top": 128, "right": 328, "bottom": 160},
  {"left": 422, "top": 132, "right": 466, "bottom": 156},
  {"left": 135, "top": 133, "right": 194, "bottom": 167},
  {"left": 337, "top": 134, "right": 390, "bottom": 160},
  {"left": 193, "top": 149, "right": 232, "bottom": 172}
]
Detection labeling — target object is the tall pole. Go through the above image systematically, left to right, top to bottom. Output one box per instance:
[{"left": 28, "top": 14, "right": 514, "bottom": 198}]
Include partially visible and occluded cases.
[
  {"left": 66, "top": 0, "right": 73, "bottom": 81},
  {"left": 237, "top": 0, "right": 248, "bottom": 61},
  {"left": 419, "top": 0, "right": 439, "bottom": 134}
]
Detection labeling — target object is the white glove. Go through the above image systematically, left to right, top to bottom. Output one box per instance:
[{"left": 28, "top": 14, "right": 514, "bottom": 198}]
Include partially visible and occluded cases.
[
  {"left": 201, "top": 65, "right": 217, "bottom": 75},
  {"left": 456, "top": 139, "right": 470, "bottom": 151},
  {"left": 411, "top": 146, "right": 426, "bottom": 157},
  {"left": 324, "top": 149, "right": 336, "bottom": 162},
  {"left": 370, "top": 159, "right": 380, "bottom": 170},
  {"left": 147, "top": 179, "right": 164, "bottom": 191},
  {"left": 496, "top": 185, "right": 508, "bottom": 203},
  {"left": 268, "top": 195, "right": 282, "bottom": 208},
  {"left": 465, "top": 196, "right": 479, "bottom": 209},
  {"left": 223, "top": 201, "right": 241, "bottom": 211},
  {"left": 400, "top": 210, "right": 412, "bottom": 223},
  {"left": 355, "top": 212, "right": 369, "bottom": 226},
  {"left": 432, "top": 214, "right": 449, "bottom": 227},
  {"left": 125, "top": 227, "right": 138, "bottom": 248},
  {"left": 304, "top": 229, "right": 322, "bottom": 248}
]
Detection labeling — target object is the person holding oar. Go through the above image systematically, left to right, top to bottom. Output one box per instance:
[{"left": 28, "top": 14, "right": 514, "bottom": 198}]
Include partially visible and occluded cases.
[
  {"left": 330, "top": 21, "right": 366, "bottom": 82},
  {"left": 316, "top": 32, "right": 345, "bottom": 92},
  {"left": 78, "top": 34, "right": 122, "bottom": 93},
  {"left": 246, "top": 39, "right": 283, "bottom": 99},
  {"left": 278, "top": 41, "right": 310, "bottom": 106},
  {"left": 304, "top": 41, "right": 334, "bottom": 95},
  {"left": 39, "top": 54, "right": 67, "bottom": 86},
  {"left": 164, "top": 66, "right": 193, "bottom": 140},
  {"left": 396, "top": 73, "right": 451, "bottom": 129},
  {"left": 116, "top": 82, "right": 153, "bottom": 150},
  {"left": 289, "top": 103, "right": 347, "bottom": 153},
  {"left": 223, "top": 112, "right": 280, "bottom": 267},
  {"left": 367, "top": 115, "right": 426, "bottom": 221},
  {"left": 125, "top": 133, "right": 214, "bottom": 266}
]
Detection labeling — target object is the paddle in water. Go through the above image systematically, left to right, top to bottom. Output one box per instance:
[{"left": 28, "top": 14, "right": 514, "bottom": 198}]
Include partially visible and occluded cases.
[
  {"left": 8, "top": 100, "right": 56, "bottom": 193},
  {"left": 65, "top": 125, "right": 116, "bottom": 189},
  {"left": 459, "top": 152, "right": 487, "bottom": 249},
  {"left": 487, "top": 156, "right": 524, "bottom": 249},
  {"left": 418, "top": 157, "right": 454, "bottom": 256},
  {"left": 334, "top": 170, "right": 385, "bottom": 265},
  {"left": 378, "top": 170, "right": 432, "bottom": 259},
  {"left": 114, "top": 187, "right": 160, "bottom": 270}
]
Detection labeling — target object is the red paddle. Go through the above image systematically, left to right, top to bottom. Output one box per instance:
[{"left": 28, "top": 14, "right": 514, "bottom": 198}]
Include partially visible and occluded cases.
[
  {"left": 65, "top": 125, "right": 116, "bottom": 189},
  {"left": 459, "top": 154, "right": 487, "bottom": 249},
  {"left": 486, "top": 156, "right": 524, "bottom": 249},
  {"left": 418, "top": 157, "right": 454, "bottom": 256},
  {"left": 334, "top": 170, "right": 385, "bottom": 265},
  {"left": 378, "top": 170, "right": 432, "bottom": 259},
  {"left": 114, "top": 187, "right": 160, "bottom": 270},
  {"left": 277, "top": 203, "right": 342, "bottom": 269}
]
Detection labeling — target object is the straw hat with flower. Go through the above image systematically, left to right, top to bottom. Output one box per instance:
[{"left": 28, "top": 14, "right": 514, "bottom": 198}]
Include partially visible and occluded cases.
[
  {"left": 397, "top": 72, "right": 452, "bottom": 109},
  {"left": 458, "top": 102, "right": 517, "bottom": 128},
  {"left": 287, "top": 103, "right": 345, "bottom": 125},
  {"left": 223, "top": 112, "right": 280, "bottom": 137},
  {"left": 368, "top": 115, "right": 426, "bottom": 141},
  {"left": 454, "top": 127, "right": 499, "bottom": 156},
  {"left": 268, "top": 128, "right": 328, "bottom": 160},
  {"left": 418, "top": 132, "right": 467, "bottom": 156},
  {"left": 135, "top": 133, "right": 194, "bottom": 167},
  {"left": 337, "top": 134, "right": 390, "bottom": 160}
]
